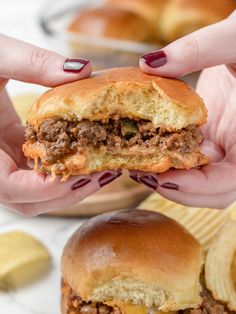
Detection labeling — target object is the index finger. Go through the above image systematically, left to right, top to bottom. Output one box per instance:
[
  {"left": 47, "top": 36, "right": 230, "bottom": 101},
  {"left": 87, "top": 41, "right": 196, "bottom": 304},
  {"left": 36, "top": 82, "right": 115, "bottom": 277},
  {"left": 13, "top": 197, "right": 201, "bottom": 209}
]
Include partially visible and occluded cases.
[
  {"left": 140, "top": 15, "right": 236, "bottom": 78},
  {"left": 0, "top": 34, "right": 92, "bottom": 87}
]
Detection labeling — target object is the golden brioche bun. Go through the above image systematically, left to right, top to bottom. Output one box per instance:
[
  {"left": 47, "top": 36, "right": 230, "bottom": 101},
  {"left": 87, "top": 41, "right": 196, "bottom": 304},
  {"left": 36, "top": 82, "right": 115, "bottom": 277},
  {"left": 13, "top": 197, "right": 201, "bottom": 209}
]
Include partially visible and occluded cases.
[
  {"left": 107, "top": 0, "right": 166, "bottom": 34},
  {"left": 160, "top": 0, "right": 236, "bottom": 42},
  {"left": 68, "top": 6, "right": 156, "bottom": 43},
  {"left": 23, "top": 67, "right": 208, "bottom": 179},
  {"left": 26, "top": 67, "right": 207, "bottom": 129},
  {"left": 61, "top": 209, "right": 203, "bottom": 311}
]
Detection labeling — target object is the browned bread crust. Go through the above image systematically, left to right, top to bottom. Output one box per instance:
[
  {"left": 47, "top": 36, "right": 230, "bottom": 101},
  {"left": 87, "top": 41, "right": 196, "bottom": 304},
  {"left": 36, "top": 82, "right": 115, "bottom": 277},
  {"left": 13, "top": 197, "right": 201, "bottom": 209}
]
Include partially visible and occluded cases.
[
  {"left": 23, "top": 67, "right": 208, "bottom": 179},
  {"left": 61, "top": 209, "right": 203, "bottom": 311}
]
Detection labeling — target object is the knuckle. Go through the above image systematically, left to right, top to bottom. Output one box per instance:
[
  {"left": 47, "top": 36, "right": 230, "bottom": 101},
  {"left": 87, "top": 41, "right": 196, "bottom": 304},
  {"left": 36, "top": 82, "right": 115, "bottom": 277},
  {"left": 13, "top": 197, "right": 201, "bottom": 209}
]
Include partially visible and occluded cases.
[
  {"left": 180, "top": 37, "right": 200, "bottom": 70},
  {"left": 29, "top": 48, "right": 50, "bottom": 75},
  {"left": 0, "top": 189, "right": 13, "bottom": 204},
  {"left": 223, "top": 199, "right": 234, "bottom": 209},
  {"left": 0, "top": 202, "right": 31, "bottom": 217},
  {"left": 18, "top": 203, "right": 38, "bottom": 217},
  {"left": 216, "top": 204, "right": 227, "bottom": 210}
]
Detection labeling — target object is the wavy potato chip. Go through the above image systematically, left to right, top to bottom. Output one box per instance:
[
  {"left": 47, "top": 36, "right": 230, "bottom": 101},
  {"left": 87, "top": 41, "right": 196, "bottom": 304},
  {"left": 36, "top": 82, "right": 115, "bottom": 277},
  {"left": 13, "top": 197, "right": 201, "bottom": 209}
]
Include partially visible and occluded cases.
[
  {"left": 139, "top": 194, "right": 232, "bottom": 250},
  {"left": 140, "top": 195, "right": 236, "bottom": 308},
  {"left": 229, "top": 206, "right": 236, "bottom": 222},
  {"left": 205, "top": 220, "right": 236, "bottom": 311}
]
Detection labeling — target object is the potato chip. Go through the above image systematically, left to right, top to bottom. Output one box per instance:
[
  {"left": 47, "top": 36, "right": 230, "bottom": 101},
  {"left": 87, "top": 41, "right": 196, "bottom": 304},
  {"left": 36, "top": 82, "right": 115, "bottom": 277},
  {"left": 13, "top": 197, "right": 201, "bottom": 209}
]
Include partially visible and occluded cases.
[
  {"left": 139, "top": 194, "right": 231, "bottom": 250},
  {"left": 229, "top": 205, "right": 236, "bottom": 221},
  {"left": 205, "top": 220, "right": 236, "bottom": 311},
  {"left": 0, "top": 231, "right": 51, "bottom": 290},
  {"left": 231, "top": 253, "right": 236, "bottom": 287}
]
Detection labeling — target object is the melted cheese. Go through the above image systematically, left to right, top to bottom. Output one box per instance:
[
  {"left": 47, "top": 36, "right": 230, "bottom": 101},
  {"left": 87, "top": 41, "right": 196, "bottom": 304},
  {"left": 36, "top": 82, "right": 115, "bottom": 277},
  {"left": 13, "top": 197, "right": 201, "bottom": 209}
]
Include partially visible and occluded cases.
[{"left": 104, "top": 301, "right": 176, "bottom": 314}]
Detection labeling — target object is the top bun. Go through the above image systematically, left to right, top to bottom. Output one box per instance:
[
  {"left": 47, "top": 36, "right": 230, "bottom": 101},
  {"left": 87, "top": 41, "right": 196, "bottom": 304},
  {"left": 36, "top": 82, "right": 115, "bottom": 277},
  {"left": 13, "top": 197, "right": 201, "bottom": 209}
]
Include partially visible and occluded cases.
[
  {"left": 68, "top": 6, "right": 155, "bottom": 43},
  {"left": 27, "top": 67, "right": 207, "bottom": 131},
  {"left": 61, "top": 209, "right": 203, "bottom": 311}
]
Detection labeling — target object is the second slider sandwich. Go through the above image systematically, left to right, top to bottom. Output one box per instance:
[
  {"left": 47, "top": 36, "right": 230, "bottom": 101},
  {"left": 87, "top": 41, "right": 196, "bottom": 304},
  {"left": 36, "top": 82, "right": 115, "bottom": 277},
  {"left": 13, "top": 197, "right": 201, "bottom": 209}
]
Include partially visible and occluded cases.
[
  {"left": 23, "top": 67, "right": 208, "bottom": 180},
  {"left": 61, "top": 209, "right": 203, "bottom": 314}
]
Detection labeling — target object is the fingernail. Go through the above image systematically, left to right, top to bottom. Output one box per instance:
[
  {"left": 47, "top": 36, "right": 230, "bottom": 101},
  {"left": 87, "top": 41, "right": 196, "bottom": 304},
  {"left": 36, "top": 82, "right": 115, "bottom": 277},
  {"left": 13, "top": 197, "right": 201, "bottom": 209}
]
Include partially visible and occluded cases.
[
  {"left": 140, "top": 50, "right": 167, "bottom": 68},
  {"left": 63, "top": 58, "right": 89, "bottom": 73},
  {"left": 117, "top": 169, "right": 123, "bottom": 177},
  {"left": 99, "top": 171, "right": 121, "bottom": 187},
  {"left": 129, "top": 175, "right": 140, "bottom": 184},
  {"left": 139, "top": 175, "right": 158, "bottom": 190},
  {"left": 71, "top": 178, "right": 91, "bottom": 190},
  {"left": 160, "top": 182, "right": 179, "bottom": 190}
]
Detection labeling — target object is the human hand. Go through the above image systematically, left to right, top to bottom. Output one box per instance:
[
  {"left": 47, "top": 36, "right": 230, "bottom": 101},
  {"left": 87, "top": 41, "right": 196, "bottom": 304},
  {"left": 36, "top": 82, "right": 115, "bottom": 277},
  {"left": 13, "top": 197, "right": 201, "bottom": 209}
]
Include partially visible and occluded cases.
[
  {"left": 133, "top": 12, "right": 236, "bottom": 209},
  {"left": 0, "top": 34, "right": 121, "bottom": 216}
]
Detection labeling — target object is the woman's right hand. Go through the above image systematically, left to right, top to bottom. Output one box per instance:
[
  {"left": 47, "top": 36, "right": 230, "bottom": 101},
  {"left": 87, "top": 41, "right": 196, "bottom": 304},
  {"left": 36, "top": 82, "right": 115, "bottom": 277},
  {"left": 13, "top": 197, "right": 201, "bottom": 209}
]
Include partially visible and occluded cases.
[{"left": 0, "top": 35, "right": 121, "bottom": 217}]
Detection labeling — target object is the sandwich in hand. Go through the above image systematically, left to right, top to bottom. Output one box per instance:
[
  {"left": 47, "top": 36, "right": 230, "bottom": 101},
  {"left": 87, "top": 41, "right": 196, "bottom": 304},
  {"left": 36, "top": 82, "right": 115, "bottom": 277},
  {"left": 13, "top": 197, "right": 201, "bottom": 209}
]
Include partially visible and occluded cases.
[{"left": 23, "top": 67, "right": 208, "bottom": 181}]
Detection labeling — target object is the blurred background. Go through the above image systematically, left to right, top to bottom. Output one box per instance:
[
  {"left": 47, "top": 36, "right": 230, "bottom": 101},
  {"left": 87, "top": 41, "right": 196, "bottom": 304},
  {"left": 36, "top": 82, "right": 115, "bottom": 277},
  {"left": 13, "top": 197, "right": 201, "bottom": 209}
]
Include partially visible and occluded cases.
[
  {"left": 0, "top": 0, "right": 236, "bottom": 313},
  {"left": 5, "top": 0, "right": 236, "bottom": 97}
]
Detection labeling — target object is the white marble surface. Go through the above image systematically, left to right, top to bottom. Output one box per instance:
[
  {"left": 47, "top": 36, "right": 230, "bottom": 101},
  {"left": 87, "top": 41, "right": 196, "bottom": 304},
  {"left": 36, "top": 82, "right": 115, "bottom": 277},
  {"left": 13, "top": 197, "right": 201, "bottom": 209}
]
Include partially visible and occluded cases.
[
  {"left": 0, "top": 1, "right": 89, "bottom": 313},
  {"left": 0, "top": 209, "right": 87, "bottom": 314}
]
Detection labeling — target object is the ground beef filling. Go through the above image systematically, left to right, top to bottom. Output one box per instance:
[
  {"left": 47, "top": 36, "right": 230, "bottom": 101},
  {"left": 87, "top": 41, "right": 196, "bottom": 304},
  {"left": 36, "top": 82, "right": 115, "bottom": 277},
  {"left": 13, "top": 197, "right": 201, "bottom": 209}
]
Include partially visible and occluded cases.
[
  {"left": 25, "top": 118, "right": 203, "bottom": 164},
  {"left": 62, "top": 282, "right": 121, "bottom": 314},
  {"left": 62, "top": 283, "right": 231, "bottom": 314},
  {"left": 183, "top": 288, "right": 232, "bottom": 314}
]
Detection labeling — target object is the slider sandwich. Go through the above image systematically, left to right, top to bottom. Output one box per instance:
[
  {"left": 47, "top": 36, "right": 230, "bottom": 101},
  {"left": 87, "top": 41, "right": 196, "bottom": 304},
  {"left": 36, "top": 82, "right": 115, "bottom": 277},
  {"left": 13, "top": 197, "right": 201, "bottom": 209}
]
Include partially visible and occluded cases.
[
  {"left": 23, "top": 67, "right": 208, "bottom": 180},
  {"left": 61, "top": 209, "right": 233, "bottom": 314}
]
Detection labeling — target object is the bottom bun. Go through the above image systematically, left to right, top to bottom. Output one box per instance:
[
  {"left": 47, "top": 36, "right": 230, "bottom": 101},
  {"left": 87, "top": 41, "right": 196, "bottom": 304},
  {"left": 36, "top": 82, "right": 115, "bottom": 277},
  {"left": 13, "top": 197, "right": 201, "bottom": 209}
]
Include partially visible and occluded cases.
[
  {"left": 23, "top": 142, "right": 208, "bottom": 181},
  {"left": 61, "top": 279, "right": 231, "bottom": 314},
  {"left": 61, "top": 280, "right": 177, "bottom": 314},
  {"left": 61, "top": 280, "right": 124, "bottom": 314}
]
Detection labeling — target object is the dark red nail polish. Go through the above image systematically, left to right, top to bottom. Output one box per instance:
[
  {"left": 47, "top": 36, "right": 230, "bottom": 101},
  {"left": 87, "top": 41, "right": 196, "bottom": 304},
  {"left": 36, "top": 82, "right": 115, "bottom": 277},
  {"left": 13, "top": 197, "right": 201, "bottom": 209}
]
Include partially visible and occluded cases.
[
  {"left": 140, "top": 50, "right": 167, "bottom": 68},
  {"left": 63, "top": 58, "right": 89, "bottom": 73},
  {"left": 117, "top": 169, "right": 123, "bottom": 177},
  {"left": 99, "top": 172, "right": 121, "bottom": 187},
  {"left": 129, "top": 175, "right": 140, "bottom": 184},
  {"left": 139, "top": 175, "right": 158, "bottom": 190},
  {"left": 71, "top": 178, "right": 91, "bottom": 190},
  {"left": 161, "top": 182, "right": 179, "bottom": 190}
]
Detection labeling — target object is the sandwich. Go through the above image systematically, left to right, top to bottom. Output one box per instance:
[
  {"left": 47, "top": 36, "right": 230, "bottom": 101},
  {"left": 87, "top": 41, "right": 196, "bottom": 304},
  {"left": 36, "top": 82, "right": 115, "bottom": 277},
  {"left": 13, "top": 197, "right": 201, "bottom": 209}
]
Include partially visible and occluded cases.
[
  {"left": 106, "top": 0, "right": 166, "bottom": 37},
  {"left": 160, "top": 0, "right": 236, "bottom": 43},
  {"left": 68, "top": 6, "right": 156, "bottom": 44},
  {"left": 23, "top": 67, "right": 208, "bottom": 181},
  {"left": 61, "top": 209, "right": 204, "bottom": 314},
  {"left": 61, "top": 209, "right": 234, "bottom": 314}
]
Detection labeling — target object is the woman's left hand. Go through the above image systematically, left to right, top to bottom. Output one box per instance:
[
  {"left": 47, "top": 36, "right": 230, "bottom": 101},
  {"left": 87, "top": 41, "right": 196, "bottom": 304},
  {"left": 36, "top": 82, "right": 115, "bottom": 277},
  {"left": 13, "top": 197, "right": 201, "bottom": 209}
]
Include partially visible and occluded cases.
[{"left": 131, "top": 13, "right": 236, "bottom": 209}]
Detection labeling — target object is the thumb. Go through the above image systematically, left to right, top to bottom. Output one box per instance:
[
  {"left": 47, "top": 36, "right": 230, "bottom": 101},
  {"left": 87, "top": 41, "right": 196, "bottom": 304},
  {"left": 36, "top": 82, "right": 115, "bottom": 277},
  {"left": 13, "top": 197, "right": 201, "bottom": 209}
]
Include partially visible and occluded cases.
[
  {"left": 140, "top": 14, "right": 236, "bottom": 77},
  {"left": 0, "top": 35, "right": 92, "bottom": 87}
]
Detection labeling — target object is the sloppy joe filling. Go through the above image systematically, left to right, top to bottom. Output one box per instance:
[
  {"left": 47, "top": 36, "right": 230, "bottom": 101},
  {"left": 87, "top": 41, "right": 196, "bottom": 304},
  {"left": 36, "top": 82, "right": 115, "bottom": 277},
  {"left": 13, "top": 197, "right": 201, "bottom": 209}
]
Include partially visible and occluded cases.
[
  {"left": 25, "top": 118, "right": 203, "bottom": 164},
  {"left": 62, "top": 281, "right": 231, "bottom": 314},
  {"left": 62, "top": 281, "right": 121, "bottom": 314}
]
